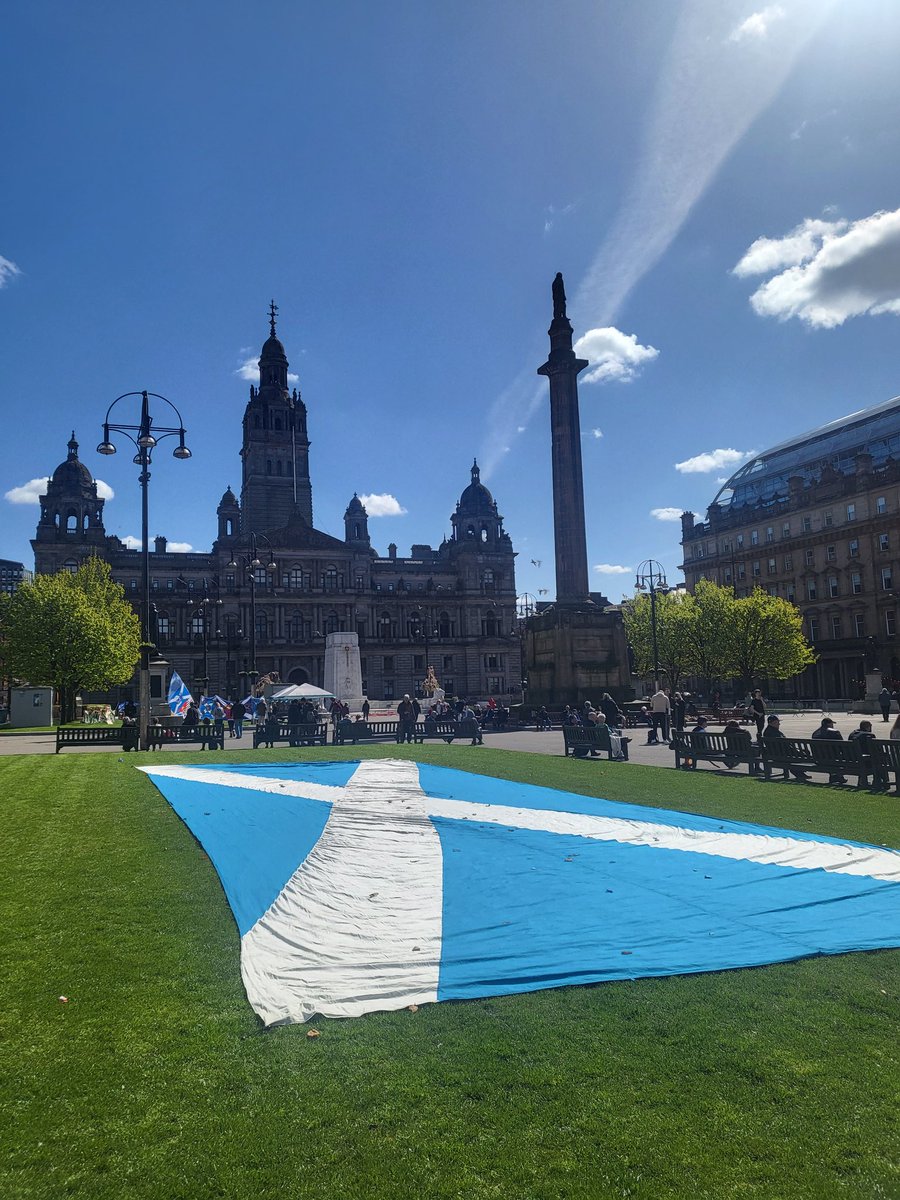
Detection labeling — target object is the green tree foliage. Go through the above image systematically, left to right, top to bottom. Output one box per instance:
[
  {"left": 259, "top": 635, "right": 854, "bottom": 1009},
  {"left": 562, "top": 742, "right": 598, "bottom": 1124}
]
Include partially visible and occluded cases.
[
  {"left": 0, "top": 558, "right": 141, "bottom": 720},
  {"left": 622, "top": 580, "right": 815, "bottom": 690},
  {"left": 725, "top": 586, "right": 817, "bottom": 686},
  {"left": 622, "top": 590, "right": 695, "bottom": 690}
]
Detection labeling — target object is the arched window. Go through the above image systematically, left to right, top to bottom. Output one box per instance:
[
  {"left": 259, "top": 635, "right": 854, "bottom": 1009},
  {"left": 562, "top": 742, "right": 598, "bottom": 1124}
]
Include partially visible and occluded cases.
[
  {"left": 66, "top": 511, "right": 77, "bottom": 532},
  {"left": 54, "top": 512, "right": 61, "bottom": 529},
  {"left": 82, "top": 514, "right": 90, "bottom": 531},
  {"left": 225, "top": 518, "right": 234, "bottom": 536},
  {"left": 354, "top": 523, "right": 361, "bottom": 539},
  {"left": 466, "top": 524, "right": 475, "bottom": 538},
  {"left": 481, "top": 526, "right": 488, "bottom": 543},
  {"left": 62, "top": 560, "right": 78, "bottom": 575},
  {"left": 323, "top": 566, "right": 339, "bottom": 592},
  {"left": 252, "top": 567, "right": 268, "bottom": 588},
  {"left": 283, "top": 568, "right": 304, "bottom": 590},
  {"left": 483, "top": 570, "right": 494, "bottom": 586},
  {"left": 481, "top": 609, "right": 499, "bottom": 637},
  {"left": 255, "top": 611, "right": 268, "bottom": 639},
  {"left": 379, "top": 611, "right": 394, "bottom": 641},
  {"left": 438, "top": 611, "right": 453, "bottom": 638},
  {"left": 286, "top": 612, "right": 306, "bottom": 641},
  {"left": 324, "top": 612, "right": 339, "bottom": 635},
  {"left": 156, "top": 613, "right": 171, "bottom": 642},
  {"left": 190, "top": 613, "right": 205, "bottom": 636},
  {"left": 407, "top": 613, "right": 422, "bottom": 639}
]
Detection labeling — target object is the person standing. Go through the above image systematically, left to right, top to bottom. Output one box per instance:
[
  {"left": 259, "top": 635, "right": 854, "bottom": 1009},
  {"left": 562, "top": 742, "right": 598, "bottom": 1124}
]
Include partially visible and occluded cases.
[
  {"left": 879, "top": 686, "right": 892, "bottom": 723},
  {"left": 650, "top": 687, "right": 670, "bottom": 744},
  {"left": 750, "top": 690, "right": 767, "bottom": 740},
  {"left": 671, "top": 691, "right": 687, "bottom": 735},
  {"left": 396, "top": 694, "right": 417, "bottom": 744},
  {"left": 231, "top": 698, "right": 246, "bottom": 739},
  {"left": 361, "top": 698, "right": 370, "bottom": 721}
]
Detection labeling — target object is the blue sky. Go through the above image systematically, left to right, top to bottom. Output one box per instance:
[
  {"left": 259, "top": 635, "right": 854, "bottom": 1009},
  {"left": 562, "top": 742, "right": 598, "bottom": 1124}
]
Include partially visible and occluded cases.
[{"left": 3, "top": 0, "right": 900, "bottom": 601}]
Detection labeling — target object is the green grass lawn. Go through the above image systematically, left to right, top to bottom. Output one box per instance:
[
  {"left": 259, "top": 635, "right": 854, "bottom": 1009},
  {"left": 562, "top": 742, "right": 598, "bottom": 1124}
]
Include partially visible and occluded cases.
[{"left": 2, "top": 746, "right": 898, "bottom": 1200}]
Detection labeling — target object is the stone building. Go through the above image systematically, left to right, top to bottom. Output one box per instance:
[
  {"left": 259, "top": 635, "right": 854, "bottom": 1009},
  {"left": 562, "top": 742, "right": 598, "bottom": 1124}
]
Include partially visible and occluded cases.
[
  {"left": 32, "top": 313, "right": 521, "bottom": 703},
  {"left": 680, "top": 396, "right": 900, "bottom": 699},
  {"left": 0, "top": 559, "right": 29, "bottom": 595}
]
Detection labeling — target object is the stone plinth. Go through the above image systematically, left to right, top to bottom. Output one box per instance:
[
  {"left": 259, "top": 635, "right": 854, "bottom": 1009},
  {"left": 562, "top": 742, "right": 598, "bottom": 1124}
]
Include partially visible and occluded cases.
[
  {"left": 524, "top": 602, "right": 632, "bottom": 709},
  {"left": 324, "top": 632, "right": 366, "bottom": 710}
]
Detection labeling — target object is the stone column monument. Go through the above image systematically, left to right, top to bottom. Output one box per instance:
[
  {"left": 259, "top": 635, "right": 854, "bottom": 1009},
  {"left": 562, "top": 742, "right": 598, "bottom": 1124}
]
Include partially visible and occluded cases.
[
  {"left": 537, "top": 272, "right": 591, "bottom": 604},
  {"left": 323, "top": 631, "right": 366, "bottom": 711}
]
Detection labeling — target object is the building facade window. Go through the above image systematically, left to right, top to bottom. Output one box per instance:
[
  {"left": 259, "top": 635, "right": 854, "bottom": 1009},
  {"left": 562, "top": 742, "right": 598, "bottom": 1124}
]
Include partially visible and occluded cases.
[
  {"left": 877, "top": 495, "right": 887, "bottom": 514},
  {"left": 847, "top": 503, "right": 856, "bottom": 522},
  {"left": 824, "top": 511, "right": 833, "bottom": 527},
  {"left": 802, "top": 516, "right": 812, "bottom": 532},
  {"left": 782, "top": 522, "right": 791, "bottom": 538},
  {"left": 766, "top": 526, "right": 774, "bottom": 543},
  {"left": 751, "top": 530, "right": 759, "bottom": 545},
  {"left": 880, "top": 533, "right": 890, "bottom": 552},
  {"left": 736, "top": 534, "right": 744, "bottom": 547},
  {"left": 849, "top": 539, "right": 860, "bottom": 557},
  {"left": 826, "top": 545, "right": 836, "bottom": 561},
  {"left": 805, "top": 549, "right": 815, "bottom": 567},
  {"left": 784, "top": 555, "right": 793, "bottom": 570},
  {"left": 767, "top": 558, "right": 776, "bottom": 574},
  {"left": 752, "top": 561, "right": 761, "bottom": 577},
  {"left": 882, "top": 566, "right": 893, "bottom": 590},
  {"left": 851, "top": 572, "right": 862, "bottom": 594},
  {"left": 828, "top": 576, "right": 839, "bottom": 597},
  {"left": 807, "top": 580, "right": 817, "bottom": 600},
  {"left": 887, "top": 611, "right": 897, "bottom": 637},
  {"left": 854, "top": 614, "right": 866, "bottom": 638},
  {"left": 808, "top": 616, "right": 819, "bottom": 640},
  {"left": 831, "top": 616, "right": 842, "bottom": 639}
]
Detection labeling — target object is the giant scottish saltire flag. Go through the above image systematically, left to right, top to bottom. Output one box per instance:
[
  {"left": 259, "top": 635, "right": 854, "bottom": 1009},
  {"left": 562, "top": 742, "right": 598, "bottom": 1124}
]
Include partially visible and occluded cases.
[{"left": 140, "top": 759, "right": 900, "bottom": 1026}]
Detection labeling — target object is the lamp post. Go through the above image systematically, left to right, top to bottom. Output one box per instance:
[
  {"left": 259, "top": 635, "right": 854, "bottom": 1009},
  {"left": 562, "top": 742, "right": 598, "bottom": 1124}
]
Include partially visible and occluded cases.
[
  {"left": 97, "top": 391, "right": 191, "bottom": 749},
  {"left": 227, "top": 532, "right": 277, "bottom": 692},
  {"left": 634, "top": 560, "right": 669, "bottom": 690},
  {"left": 187, "top": 579, "right": 223, "bottom": 695},
  {"left": 410, "top": 608, "right": 437, "bottom": 697}
]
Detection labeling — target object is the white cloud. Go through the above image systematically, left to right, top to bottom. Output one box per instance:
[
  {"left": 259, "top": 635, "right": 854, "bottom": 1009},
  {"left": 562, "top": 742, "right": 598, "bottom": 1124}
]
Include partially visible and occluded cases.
[
  {"left": 728, "top": 5, "right": 785, "bottom": 43},
  {"left": 733, "top": 208, "right": 900, "bottom": 328},
  {"left": 0, "top": 255, "right": 21, "bottom": 288},
  {"left": 574, "top": 327, "right": 659, "bottom": 385},
  {"left": 235, "top": 355, "right": 299, "bottom": 386},
  {"left": 516, "top": 426, "right": 526, "bottom": 433},
  {"left": 591, "top": 428, "right": 603, "bottom": 439},
  {"left": 675, "top": 448, "right": 754, "bottom": 473},
  {"left": 5, "top": 475, "right": 112, "bottom": 504},
  {"left": 5, "top": 476, "right": 49, "bottom": 504},
  {"left": 358, "top": 493, "right": 407, "bottom": 517},
  {"left": 651, "top": 507, "right": 688, "bottom": 522},
  {"left": 121, "top": 535, "right": 142, "bottom": 550},
  {"left": 167, "top": 541, "right": 193, "bottom": 553},
  {"left": 594, "top": 563, "right": 631, "bottom": 575}
]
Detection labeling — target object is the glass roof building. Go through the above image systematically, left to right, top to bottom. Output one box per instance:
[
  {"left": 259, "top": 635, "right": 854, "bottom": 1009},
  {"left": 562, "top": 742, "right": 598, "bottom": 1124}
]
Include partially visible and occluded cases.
[
  {"left": 712, "top": 395, "right": 900, "bottom": 514},
  {"left": 681, "top": 396, "right": 900, "bottom": 701}
]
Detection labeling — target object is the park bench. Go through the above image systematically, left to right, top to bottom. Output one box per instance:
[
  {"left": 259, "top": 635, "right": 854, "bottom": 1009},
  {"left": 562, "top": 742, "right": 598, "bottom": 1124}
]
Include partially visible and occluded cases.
[
  {"left": 334, "top": 719, "right": 424, "bottom": 745},
  {"left": 251, "top": 720, "right": 329, "bottom": 748},
  {"left": 148, "top": 723, "right": 226, "bottom": 751},
  {"left": 55, "top": 725, "right": 131, "bottom": 753},
  {"left": 562, "top": 725, "right": 627, "bottom": 760},
  {"left": 670, "top": 730, "right": 761, "bottom": 774},
  {"left": 760, "top": 736, "right": 869, "bottom": 787},
  {"left": 857, "top": 739, "right": 900, "bottom": 792}
]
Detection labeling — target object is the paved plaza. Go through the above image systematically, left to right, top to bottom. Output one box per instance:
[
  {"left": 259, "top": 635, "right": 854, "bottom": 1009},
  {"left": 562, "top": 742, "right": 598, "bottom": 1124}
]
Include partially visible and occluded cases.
[{"left": 1, "top": 710, "right": 893, "bottom": 768}]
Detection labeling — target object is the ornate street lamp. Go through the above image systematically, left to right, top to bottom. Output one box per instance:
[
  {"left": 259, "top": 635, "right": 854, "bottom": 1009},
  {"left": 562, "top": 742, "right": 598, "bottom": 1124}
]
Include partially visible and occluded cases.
[
  {"left": 97, "top": 391, "right": 191, "bottom": 749},
  {"left": 227, "top": 531, "right": 277, "bottom": 688},
  {"left": 634, "top": 560, "right": 669, "bottom": 689},
  {"left": 187, "top": 578, "right": 223, "bottom": 695}
]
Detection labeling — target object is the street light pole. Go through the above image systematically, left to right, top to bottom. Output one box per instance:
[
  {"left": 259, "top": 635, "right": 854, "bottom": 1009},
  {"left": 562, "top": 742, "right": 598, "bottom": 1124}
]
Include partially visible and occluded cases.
[
  {"left": 98, "top": 391, "right": 191, "bottom": 750},
  {"left": 227, "top": 531, "right": 276, "bottom": 696},
  {"left": 635, "top": 560, "right": 669, "bottom": 691}
]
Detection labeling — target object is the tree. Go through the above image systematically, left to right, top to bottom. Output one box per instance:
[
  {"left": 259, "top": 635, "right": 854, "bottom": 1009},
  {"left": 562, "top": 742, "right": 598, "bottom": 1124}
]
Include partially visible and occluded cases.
[
  {"left": 0, "top": 558, "right": 141, "bottom": 721},
  {"left": 685, "top": 578, "right": 736, "bottom": 689},
  {"left": 724, "top": 586, "right": 817, "bottom": 688},
  {"left": 622, "top": 589, "right": 695, "bottom": 690}
]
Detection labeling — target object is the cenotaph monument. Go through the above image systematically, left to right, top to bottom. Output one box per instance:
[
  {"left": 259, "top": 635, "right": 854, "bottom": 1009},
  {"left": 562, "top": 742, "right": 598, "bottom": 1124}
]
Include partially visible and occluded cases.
[{"left": 323, "top": 631, "right": 367, "bottom": 711}]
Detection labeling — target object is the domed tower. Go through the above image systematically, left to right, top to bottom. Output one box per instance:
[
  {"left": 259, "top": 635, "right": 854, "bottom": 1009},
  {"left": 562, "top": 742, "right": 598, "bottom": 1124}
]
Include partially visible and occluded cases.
[
  {"left": 240, "top": 301, "right": 313, "bottom": 532},
  {"left": 32, "top": 432, "right": 108, "bottom": 572},
  {"left": 450, "top": 460, "right": 508, "bottom": 547},
  {"left": 216, "top": 485, "right": 240, "bottom": 543},
  {"left": 343, "top": 493, "right": 371, "bottom": 548}
]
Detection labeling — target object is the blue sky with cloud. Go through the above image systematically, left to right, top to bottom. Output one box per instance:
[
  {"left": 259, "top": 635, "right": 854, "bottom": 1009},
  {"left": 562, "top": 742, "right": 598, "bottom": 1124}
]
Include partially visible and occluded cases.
[{"left": 2, "top": 1, "right": 900, "bottom": 599}]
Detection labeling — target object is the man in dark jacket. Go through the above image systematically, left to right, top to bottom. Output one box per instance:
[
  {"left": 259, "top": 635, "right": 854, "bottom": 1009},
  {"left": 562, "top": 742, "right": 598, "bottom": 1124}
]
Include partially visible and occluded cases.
[
  {"left": 396, "top": 694, "right": 419, "bottom": 744},
  {"left": 763, "top": 715, "right": 811, "bottom": 781},
  {"left": 811, "top": 717, "right": 846, "bottom": 784}
]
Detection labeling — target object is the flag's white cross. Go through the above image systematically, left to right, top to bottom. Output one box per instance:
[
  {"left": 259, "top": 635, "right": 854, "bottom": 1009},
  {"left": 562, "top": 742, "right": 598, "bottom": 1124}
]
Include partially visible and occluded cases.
[{"left": 141, "top": 760, "right": 900, "bottom": 1025}]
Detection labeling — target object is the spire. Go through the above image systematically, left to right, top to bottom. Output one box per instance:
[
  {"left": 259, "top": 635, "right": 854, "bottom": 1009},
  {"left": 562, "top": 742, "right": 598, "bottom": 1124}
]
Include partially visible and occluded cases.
[
  {"left": 269, "top": 298, "right": 278, "bottom": 337},
  {"left": 68, "top": 431, "right": 79, "bottom": 459},
  {"left": 471, "top": 458, "right": 480, "bottom": 484}
]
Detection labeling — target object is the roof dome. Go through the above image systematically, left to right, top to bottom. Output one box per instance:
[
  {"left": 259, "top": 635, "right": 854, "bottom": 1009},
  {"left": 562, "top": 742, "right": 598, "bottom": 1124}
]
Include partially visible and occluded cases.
[
  {"left": 260, "top": 333, "right": 287, "bottom": 361},
  {"left": 50, "top": 433, "right": 94, "bottom": 491},
  {"left": 458, "top": 459, "right": 495, "bottom": 511},
  {"left": 218, "top": 485, "right": 239, "bottom": 507},
  {"left": 346, "top": 493, "right": 366, "bottom": 513}
]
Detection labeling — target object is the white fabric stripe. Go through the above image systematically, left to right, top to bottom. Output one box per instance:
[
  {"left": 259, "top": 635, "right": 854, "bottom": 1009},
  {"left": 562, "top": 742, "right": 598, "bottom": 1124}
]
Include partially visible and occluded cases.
[
  {"left": 241, "top": 760, "right": 444, "bottom": 1025},
  {"left": 137, "top": 764, "right": 342, "bottom": 805},
  {"left": 426, "top": 798, "right": 900, "bottom": 882}
]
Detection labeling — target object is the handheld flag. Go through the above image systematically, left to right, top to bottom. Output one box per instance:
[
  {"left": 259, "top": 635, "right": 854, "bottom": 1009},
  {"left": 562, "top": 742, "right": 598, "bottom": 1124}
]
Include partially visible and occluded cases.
[
  {"left": 167, "top": 671, "right": 193, "bottom": 716},
  {"left": 198, "top": 696, "right": 215, "bottom": 719}
]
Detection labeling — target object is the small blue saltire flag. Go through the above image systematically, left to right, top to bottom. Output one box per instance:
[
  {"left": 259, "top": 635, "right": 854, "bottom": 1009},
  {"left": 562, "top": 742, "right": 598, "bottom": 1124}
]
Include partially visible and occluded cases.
[
  {"left": 167, "top": 671, "right": 192, "bottom": 716},
  {"left": 198, "top": 695, "right": 215, "bottom": 719},
  {"left": 241, "top": 695, "right": 256, "bottom": 714},
  {"left": 139, "top": 760, "right": 900, "bottom": 1027}
]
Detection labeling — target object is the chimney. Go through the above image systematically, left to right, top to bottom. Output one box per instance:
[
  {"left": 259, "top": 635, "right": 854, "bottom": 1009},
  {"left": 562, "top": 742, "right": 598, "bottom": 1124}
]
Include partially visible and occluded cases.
[
  {"left": 154, "top": 536, "right": 167, "bottom": 554},
  {"left": 388, "top": 543, "right": 397, "bottom": 560}
]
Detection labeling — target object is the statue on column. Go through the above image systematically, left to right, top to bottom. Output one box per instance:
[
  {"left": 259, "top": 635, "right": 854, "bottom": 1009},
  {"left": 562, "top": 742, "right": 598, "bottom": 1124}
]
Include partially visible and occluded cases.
[
  {"left": 552, "top": 272, "right": 567, "bottom": 318},
  {"left": 422, "top": 665, "right": 441, "bottom": 695}
]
